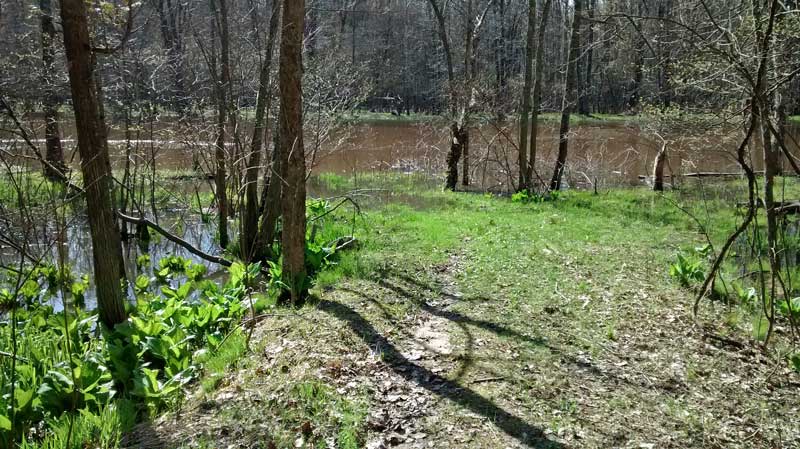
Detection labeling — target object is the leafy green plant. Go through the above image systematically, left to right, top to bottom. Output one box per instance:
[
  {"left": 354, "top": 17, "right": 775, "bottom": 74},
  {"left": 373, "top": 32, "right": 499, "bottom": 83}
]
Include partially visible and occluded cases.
[
  {"left": 511, "top": 190, "right": 530, "bottom": 203},
  {"left": 669, "top": 252, "right": 705, "bottom": 287},
  {"left": 0, "top": 262, "right": 255, "bottom": 446},
  {"left": 777, "top": 297, "right": 800, "bottom": 320},
  {"left": 790, "top": 353, "right": 800, "bottom": 373}
]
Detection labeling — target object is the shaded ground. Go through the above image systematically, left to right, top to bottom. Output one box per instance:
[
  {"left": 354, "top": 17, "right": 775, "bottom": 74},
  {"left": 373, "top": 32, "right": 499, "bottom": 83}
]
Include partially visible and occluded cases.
[{"left": 130, "top": 178, "right": 799, "bottom": 449}]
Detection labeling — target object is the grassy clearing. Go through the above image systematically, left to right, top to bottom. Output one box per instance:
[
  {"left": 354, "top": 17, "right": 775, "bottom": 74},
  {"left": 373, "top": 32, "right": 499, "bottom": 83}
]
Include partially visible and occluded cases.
[{"left": 153, "top": 172, "right": 797, "bottom": 448}]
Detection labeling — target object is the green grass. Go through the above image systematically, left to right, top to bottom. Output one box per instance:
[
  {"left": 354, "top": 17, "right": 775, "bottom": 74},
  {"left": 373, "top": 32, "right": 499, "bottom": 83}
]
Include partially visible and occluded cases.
[
  {"left": 106, "top": 171, "right": 797, "bottom": 448},
  {"left": 311, "top": 172, "right": 800, "bottom": 331},
  {"left": 198, "top": 330, "right": 248, "bottom": 393},
  {"left": 18, "top": 400, "right": 136, "bottom": 449}
]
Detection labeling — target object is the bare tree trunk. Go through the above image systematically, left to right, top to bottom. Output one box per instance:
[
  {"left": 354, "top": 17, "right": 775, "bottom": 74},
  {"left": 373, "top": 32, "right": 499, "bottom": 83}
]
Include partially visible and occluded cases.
[
  {"left": 40, "top": 0, "right": 66, "bottom": 181},
  {"left": 60, "top": 0, "right": 126, "bottom": 327},
  {"left": 154, "top": 0, "right": 187, "bottom": 113},
  {"left": 211, "top": 0, "right": 230, "bottom": 249},
  {"left": 242, "top": 0, "right": 281, "bottom": 262},
  {"left": 278, "top": 0, "right": 307, "bottom": 303},
  {"left": 428, "top": 0, "right": 490, "bottom": 191},
  {"left": 428, "top": 0, "right": 460, "bottom": 190},
  {"left": 461, "top": 0, "right": 475, "bottom": 188},
  {"left": 517, "top": 0, "right": 536, "bottom": 191},
  {"left": 527, "top": 0, "right": 553, "bottom": 189},
  {"left": 550, "top": 0, "right": 582, "bottom": 191},
  {"left": 579, "top": 0, "right": 595, "bottom": 115},
  {"left": 629, "top": 0, "right": 645, "bottom": 111},
  {"left": 657, "top": 0, "right": 672, "bottom": 108},
  {"left": 753, "top": 0, "right": 782, "bottom": 345},
  {"left": 256, "top": 127, "right": 282, "bottom": 258},
  {"left": 652, "top": 141, "right": 667, "bottom": 191}
]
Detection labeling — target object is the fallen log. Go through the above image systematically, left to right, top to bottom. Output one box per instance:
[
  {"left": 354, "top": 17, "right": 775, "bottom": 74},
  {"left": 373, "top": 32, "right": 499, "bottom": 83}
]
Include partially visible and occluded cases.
[
  {"left": 638, "top": 171, "right": 755, "bottom": 180},
  {"left": 735, "top": 199, "right": 800, "bottom": 215}
]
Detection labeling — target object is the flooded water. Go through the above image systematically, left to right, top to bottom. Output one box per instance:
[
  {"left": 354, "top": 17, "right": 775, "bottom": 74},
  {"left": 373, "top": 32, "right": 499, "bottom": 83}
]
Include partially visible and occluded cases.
[
  {"left": 3, "top": 116, "right": 800, "bottom": 307},
  {"left": 5, "top": 117, "right": 800, "bottom": 192},
  {"left": 0, "top": 209, "right": 224, "bottom": 310}
]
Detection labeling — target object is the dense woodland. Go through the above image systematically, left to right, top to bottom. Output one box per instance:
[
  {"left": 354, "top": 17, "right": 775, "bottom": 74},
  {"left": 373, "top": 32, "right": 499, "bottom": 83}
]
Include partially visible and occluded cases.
[{"left": 0, "top": 0, "right": 799, "bottom": 448}]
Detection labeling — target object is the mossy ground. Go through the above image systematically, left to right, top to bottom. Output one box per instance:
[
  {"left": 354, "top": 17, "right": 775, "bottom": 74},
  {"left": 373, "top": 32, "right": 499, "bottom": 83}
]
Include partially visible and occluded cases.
[{"left": 140, "top": 173, "right": 798, "bottom": 449}]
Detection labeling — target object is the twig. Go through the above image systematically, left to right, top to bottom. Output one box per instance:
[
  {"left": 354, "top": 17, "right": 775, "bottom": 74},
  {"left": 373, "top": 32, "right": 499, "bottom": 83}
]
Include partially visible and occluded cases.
[{"left": 116, "top": 211, "right": 233, "bottom": 267}]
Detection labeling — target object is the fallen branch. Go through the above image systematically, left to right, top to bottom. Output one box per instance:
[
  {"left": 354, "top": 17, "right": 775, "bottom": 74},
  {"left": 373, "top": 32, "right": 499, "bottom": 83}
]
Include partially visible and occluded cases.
[
  {"left": 116, "top": 211, "right": 232, "bottom": 267},
  {"left": 703, "top": 332, "right": 746, "bottom": 350},
  {"left": 0, "top": 350, "right": 29, "bottom": 363}
]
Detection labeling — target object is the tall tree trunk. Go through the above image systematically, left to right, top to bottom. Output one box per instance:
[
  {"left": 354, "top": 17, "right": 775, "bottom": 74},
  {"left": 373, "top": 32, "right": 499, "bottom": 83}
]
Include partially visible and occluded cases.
[
  {"left": 40, "top": 0, "right": 66, "bottom": 181},
  {"left": 59, "top": 0, "right": 126, "bottom": 327},
  {"left": 154, "top": 0, "right": 187, "bottom": 114},
  {"left": 211, "top": 0, "right": 230, "bottom": 249},
  {"left": 242, "top": 0, "right": 281, "bottom": 262},
  {"left": 278, "top": 0, "right": 307, "bottom": 303},
  {"left": 428, "top": 0, "right": 460, "bottom": 190},
  {"left": 461, "top": 0, "right": 475, "bottom": 188},
  {"left": 494, "top": 0, "right": 509, "bottom": 120},
  {"left": 517, "top": 0, "right": 536, "bottom": 191},
  {"left": 527, "top": 0, "right": 553, "bottom": 189},
  {"left": 549, "top": 0, "right": 582, "bottom": 191},
  {"left": 579, "top": 0, "right": 595, "bottom": 115},
  {"left": 629, "top": 0, "right": 645, "bottom": 111},
  {"left": 657, "top": 0, "right": 672, "bottom": 108},
  {"left": 753, "top": 0, "right": 782, "bottom": 345},
  {"left": 256, "top": 127, "right": 282, "bottom": 259},
  {"left": 652, "top": 141, "right": 667, "bottom": 191}
]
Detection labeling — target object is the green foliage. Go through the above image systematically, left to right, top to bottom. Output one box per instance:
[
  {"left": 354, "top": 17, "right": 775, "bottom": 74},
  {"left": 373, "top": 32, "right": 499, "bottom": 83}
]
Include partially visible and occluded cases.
[
  {"left": 511, "top": 190, "right": 559, "bottom": 204},
  {"left": 266, "top": 199, "right": 349, "bottom": 299},
  {"left": 669, "top": 252, "right": 706, "bottom": 287},
  {"left": 0, "top": 261, "right": 258, "bottom": 446},
  {"left": 777, "top": 297, "right": 800, "bottom": 321},
  {"left": 198, "top": 331, "right": 247, "bottom": 393},
  {"left": 790, "top": 353, "right": 800, "bottom": 373},
  {"left": 288, "top": 381, "right": 366, "bottom": 449},
  {"left": 17, "top": 400, "right": 136, "bottom": 449}
]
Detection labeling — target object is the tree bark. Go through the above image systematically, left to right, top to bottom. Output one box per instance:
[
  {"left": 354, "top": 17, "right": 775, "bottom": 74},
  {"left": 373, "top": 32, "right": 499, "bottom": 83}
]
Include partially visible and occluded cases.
[
  {"left": 40, "top": 0, "right": 66, "bottom": 181},
  {"left": 60, "top": 0, "right": 127, "bottom": 327},
  {"left": 154, "top": 0, "right": 188, "bottom": 113},
  {"left": 211, "top": 0, "right": 230, "bottom": 249},
  {"left": 242, "top": 0, "right": 281, "bottom": 262},
  {"left": 278, "top": 0, "right": 307, "bottom": 303},
  {"left": 427, "top": 0, "right": 461, "bottom": 190},
  {"left": 428, "top": 0, "right": 491, "bottom": 190},
  {"left": 517, "top": 0, "right": 536, "bottom": 192},
  {"left": 527, "top": 0, "right": 553, "bottom": 189},
  {"left": 549, "top": 0, "right": 582, "bottom": 191},
  {"left": 579, "top": 0, "right": 595, "bottom": 115},
  {"left": 629, "top": 0, "right": 645, "bottom": 111},
  {"left": 657, "top": 0, "right": 672, "bottom": 108},
  {"left": 256, "top": 127, "right": 282, "bottom": 259},
  {"left": 652, "top": 141, "right": 667, "bottom": 191}
]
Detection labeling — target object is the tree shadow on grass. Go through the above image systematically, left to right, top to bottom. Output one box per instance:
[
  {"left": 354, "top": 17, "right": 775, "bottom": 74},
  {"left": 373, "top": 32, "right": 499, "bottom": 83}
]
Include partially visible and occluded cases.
[
  {"left": 379, "top": 271, "right": 685, "bottom": 393},
  {"left": 379, "top": 276, "right": 549, "bottom": 347},
  {"left": 316, "top": 298, "right": 565, "bottom": 449}
]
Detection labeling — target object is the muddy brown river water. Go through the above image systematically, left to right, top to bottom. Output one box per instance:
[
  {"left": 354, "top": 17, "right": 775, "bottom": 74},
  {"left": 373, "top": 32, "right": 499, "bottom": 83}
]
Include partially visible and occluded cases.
[
  {"left": 2, "top": 117, "right": 800, "bottom": 309},
  {"left": 6, "top": 117, "right": 800, "bottom": 191}
]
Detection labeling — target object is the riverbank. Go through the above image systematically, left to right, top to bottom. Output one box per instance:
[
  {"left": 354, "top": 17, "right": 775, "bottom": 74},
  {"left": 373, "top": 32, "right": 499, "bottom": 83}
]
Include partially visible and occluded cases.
[
  {"left": 338, "top": 110, "right": 644, "bottom": 125},
  {"left": 130, "top": 173, "right": 799, "bottom": 449}
]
